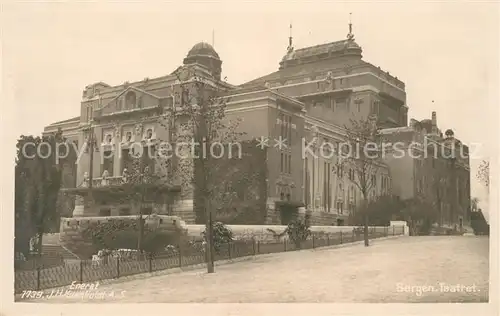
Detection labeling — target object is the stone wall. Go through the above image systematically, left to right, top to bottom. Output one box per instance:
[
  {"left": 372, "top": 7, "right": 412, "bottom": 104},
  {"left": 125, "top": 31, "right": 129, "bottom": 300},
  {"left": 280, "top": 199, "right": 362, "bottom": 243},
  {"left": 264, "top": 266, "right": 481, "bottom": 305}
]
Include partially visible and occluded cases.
[
  {"left": 307, "top": 210, "right": 340, "bottom": 226},
  {"left": 59, "top": 215, "right": 187, "bottom": 259},
  {"left": 185, "top": 224, "right": 406, "bottom": 244}
]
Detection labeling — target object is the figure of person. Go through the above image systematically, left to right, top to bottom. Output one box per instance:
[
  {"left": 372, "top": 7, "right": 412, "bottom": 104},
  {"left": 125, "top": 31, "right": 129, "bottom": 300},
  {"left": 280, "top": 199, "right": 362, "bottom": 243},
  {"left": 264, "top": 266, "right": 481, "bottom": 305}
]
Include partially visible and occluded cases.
[
  {"left": 121, "top": 168, "right": 128, "bottom": 183},
  {"left": 101, "top": 170, "right": 109, "bottom": 186},
  {"left": 82, "top": 172, "right": 89, "bottom": 187}
]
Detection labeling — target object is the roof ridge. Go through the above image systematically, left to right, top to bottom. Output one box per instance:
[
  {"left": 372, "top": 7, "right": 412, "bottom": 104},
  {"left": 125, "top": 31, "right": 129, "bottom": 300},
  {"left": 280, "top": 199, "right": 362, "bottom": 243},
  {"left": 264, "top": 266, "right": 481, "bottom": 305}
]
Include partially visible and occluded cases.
[{"left": 294, "top": 39, "right": 349, "bottom": 52}]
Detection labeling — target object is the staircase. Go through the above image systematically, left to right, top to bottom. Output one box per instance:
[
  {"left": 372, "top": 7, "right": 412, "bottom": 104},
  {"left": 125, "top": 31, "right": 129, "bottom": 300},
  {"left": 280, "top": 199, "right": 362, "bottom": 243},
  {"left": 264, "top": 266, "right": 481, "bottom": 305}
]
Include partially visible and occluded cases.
[{"left": 42, "top": 244, "right": 80, "bottom": 260}]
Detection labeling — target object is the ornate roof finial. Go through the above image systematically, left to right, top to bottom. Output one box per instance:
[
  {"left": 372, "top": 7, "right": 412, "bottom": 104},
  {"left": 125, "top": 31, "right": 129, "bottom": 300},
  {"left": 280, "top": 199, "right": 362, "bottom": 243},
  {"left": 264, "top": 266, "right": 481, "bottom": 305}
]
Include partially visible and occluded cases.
[
  {"left": 347, "top": 13, "right": 354, "bottom": 41},
  {"left": 287, "top": 23, "right": 294, "bottom": 53}
]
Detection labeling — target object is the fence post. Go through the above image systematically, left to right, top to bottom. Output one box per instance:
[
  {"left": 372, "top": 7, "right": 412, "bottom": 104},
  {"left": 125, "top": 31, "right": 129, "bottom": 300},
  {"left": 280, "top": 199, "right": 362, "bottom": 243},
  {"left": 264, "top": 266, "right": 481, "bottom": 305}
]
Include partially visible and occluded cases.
[
  {"left": 392, "top": 225, "right": 395, "bottom": 236},
  {"left": 352, "top": 229, "right": 355, "bottom": 242},
  {"left": 340, "top": 231, "right": 343, "bottom": 244},
  {"left": 327, "top": 235, "right": 330, "bottom": 246},
  {"left": 312, "top": 236, "right": 315, "bottom": 248},
  {"left": 284, "top": 239, "right": 287, "bottom": 252},
  {"left": 257, "top": 241, "right": 260, "bottom": 254},
  {"left": 228, "top": 242, "right": 232, "bottom": 259},
  {"left": 178, "top": 245, "right": 182, "bottom": 267},
  {"left": 148, "top": 255, "right": 152, "bottom": 273},
  {"left": 116, "top": 256, "right": 120, "bottom": 278},
  {"left": 79, "top": 260, "right": 83, "bottom": 283},
  {"left": 36, "top": 266, "right": 41, "bottom": 291}
]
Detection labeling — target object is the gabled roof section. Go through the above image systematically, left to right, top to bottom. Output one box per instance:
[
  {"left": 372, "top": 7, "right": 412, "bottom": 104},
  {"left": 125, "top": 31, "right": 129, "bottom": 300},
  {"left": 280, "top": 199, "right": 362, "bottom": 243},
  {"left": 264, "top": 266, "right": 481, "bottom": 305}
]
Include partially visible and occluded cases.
[
  {"left": 104, "top": 85, "right": 161, "bottom": 106},
  {"left": 96, "top": 86, "right": 167, "bottom": 118},
  {"left": 49, "top": 116, "right": 80, "bottom": 126}
]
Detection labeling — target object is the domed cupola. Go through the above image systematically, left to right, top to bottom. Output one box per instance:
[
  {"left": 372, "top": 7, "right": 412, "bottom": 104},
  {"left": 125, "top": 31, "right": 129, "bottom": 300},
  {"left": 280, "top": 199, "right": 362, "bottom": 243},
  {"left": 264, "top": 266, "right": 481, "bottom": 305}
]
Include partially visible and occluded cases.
[{"left": 183, "top": 42, "right": 222, "bottom": 79}]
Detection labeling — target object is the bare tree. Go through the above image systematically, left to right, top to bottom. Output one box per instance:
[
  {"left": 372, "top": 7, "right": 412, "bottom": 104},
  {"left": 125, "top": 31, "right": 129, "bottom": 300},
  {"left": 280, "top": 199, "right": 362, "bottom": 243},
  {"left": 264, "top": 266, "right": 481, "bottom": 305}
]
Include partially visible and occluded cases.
[
  {"left": 158, "top": 67, "right": 253, "bottom": 273},
  {"left": 335, "top": 116, "right": 383, "bottom": 247},
  {"left": 477, "top": 159, "right": 489, "bottom": 188}
]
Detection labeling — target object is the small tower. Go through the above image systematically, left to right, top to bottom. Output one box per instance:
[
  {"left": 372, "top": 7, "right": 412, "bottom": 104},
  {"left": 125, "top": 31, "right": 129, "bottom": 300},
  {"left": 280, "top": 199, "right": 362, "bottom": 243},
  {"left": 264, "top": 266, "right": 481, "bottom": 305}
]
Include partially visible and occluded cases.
[
  {"left": 347, "top": 13, "right": 354, "bottom": 41},
  {"left": 287, "top": 23, "right": 294, "bottom": 53}
]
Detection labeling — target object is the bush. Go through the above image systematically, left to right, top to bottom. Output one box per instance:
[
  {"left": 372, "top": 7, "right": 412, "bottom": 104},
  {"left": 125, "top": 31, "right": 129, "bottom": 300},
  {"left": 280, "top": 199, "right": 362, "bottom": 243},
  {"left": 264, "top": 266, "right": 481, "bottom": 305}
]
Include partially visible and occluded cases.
[
  {"left": 285, "top": 216, "right": 311, "bottom": 249},
  {"left": 82, "top": 220, "right": 180, "bottom": 257},
  {"left": 202, "top": 222, "right": 233, "bottom": 254}
]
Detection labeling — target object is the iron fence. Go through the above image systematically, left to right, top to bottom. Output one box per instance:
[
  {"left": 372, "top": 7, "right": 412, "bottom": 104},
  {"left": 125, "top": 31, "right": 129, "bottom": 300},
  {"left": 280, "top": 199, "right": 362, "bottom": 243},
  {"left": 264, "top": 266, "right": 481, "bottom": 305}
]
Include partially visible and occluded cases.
[{"left": 15, "top": 226, "right": 404, "bottom": 293}]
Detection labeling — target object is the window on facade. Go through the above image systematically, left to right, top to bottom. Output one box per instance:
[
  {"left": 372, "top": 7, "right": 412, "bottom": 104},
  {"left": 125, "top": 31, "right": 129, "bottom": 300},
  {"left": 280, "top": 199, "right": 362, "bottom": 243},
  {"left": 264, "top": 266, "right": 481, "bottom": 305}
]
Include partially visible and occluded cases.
[
  {"left": 125, "top": 91, "right": 136, "bottom": 109},
  {"left": 335, "top": 98, "right": 347, "bottom": 111},
  {"left": 86, "top": 106, "right": 93, "bottom": 122},
  {"left": 288, "top": 116, "right": 292, "bottom": 145},
  {"left": 146, "top": 128, "right": 153, "bottom": 140},
  {"left": 126, "top": 131, "right": 132, "bottom": 142},
  {"left": 143, "top": 145, "right": 156, "bottom": 173},
  {"left": 121, "top": 148, "right": 132, "bottom": 172},
  {"left": 102, "top": 151, "right": 114, "bottom": 177},
  {"left": 280, "top": 153, "right": 284, "bottom": 173},
  {"left": 288, "top": 154, "right": 292, "bottom": 174},
  {"left": 337, "top": 164, "right": 343, "bottom": 178},
  {"left": 348, "top": 169, "right": 355, "bottom": 181},
  {"left": 280, "top": 192, "right": 285, "bottom": 200},
  {"left": 286, "top": 193, "right": 291, "bottom": 201},
  {"left": 337, "top": 201, "right": 344, "bottom": 214},
  {"left": 141, "top": 207, "right": 152, "bottom": 215},
  {"left": 99, "top": 208, "right": 111, "bottom": 216},
  {"left": 119, "top": 208, "right": 131, "bottom": 216}
]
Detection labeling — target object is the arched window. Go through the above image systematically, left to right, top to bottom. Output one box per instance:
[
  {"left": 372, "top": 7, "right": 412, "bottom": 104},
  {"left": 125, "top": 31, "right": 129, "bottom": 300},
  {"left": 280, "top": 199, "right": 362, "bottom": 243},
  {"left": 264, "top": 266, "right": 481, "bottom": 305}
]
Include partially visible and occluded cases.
[{"left": 125, "top": 91, "right": 136, "bottom": 109}]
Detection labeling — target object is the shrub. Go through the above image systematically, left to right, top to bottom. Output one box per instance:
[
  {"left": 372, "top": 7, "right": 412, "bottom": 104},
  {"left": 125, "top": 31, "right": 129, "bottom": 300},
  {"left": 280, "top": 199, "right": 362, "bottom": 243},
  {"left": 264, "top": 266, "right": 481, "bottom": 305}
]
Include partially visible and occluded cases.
[
  {"left": 285, "top": 216, "right": 311, "bottom": 249},
  {"left": 82, "top": 220, "right": 179, "bottom": 257},
  {"left": 202, "top": 222, "right": 233, "bottom": 254}
]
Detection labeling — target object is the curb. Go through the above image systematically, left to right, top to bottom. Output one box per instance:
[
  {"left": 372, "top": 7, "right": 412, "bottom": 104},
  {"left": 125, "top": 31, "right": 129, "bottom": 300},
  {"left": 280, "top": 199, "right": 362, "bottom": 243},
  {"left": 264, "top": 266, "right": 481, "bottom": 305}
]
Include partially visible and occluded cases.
[{"left": 15, "top": 235, "right": 405, "bottom": 301}]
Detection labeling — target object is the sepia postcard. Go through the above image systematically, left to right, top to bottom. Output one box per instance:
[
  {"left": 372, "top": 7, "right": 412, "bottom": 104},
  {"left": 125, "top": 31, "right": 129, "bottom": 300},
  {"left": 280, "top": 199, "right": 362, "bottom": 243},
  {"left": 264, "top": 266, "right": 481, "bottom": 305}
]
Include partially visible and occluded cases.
[{"left": 1, "top": 1, "right": 498, "bottom": 316}]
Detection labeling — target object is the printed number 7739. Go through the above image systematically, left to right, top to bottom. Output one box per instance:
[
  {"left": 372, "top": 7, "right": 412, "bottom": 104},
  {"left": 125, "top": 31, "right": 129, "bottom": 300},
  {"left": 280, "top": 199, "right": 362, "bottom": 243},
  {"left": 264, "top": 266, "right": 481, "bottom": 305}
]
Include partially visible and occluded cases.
[{"left": 21, "top": 290, "right": 44, "bottom": 299}]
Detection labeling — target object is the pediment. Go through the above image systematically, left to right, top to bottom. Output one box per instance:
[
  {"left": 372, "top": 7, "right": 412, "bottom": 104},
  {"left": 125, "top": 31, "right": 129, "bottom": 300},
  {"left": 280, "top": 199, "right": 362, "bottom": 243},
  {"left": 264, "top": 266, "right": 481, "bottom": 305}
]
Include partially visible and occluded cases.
[{"left": 99, "top": 87, "right": 161, "bottom": 116}]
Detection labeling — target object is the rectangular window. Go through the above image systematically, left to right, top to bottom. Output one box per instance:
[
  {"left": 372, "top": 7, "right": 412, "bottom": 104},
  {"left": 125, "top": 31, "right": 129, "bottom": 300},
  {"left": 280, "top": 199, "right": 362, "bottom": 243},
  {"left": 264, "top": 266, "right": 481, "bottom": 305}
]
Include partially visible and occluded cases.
[
  {"left": 335, "top": 98, "right": 347, "bottom": 111},
  {"left": 288, "top": 116, "right": 292, "bottom": 146},
  {"left": 121, "top": 149, "right": 132, "bottom": 173},
  {"left": 102, "top": 151, "right": 114, "bottom": 176},
  {"left": 280, "top": 153, "right": 284, "bottom": 173},
  {"left": 283, "top": 154, "right": 288, "bottom": 173},
  {"left": 288, "top": 154, "right": 292, "bottom": 174},
  {"left": 305, "top": 157, "right": 309, "bottom": 205},
  {"left": 323, "top": 162, "right": 327, "bottom": 209},
  {"left": 327, "top": 162, "right": 331, "bottom": 212},
  {"left": 141, "top": 207, "right": 152, "bottom": 215},
  {"left": 99, "top": 208, "right": 111, "bottom": 216},
  {"left": 119, "top": 208, "right": 131, "bottom": 216}
]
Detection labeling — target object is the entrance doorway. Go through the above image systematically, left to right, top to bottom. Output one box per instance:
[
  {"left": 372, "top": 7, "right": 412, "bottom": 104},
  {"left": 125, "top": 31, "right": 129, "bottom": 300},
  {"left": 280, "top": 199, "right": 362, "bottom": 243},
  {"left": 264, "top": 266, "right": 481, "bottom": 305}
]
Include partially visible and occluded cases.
[
  {"left": 276, "top": 201, "right": 302, "bottom": 225},
  {"left": 337, "top": 219, "right": 345, "bottom": 226}
]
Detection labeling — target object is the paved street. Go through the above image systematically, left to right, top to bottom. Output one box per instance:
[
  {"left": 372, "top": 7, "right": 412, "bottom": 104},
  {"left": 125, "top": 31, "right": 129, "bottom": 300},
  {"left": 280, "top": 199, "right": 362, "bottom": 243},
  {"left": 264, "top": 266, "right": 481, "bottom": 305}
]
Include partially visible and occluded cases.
[{"left": 31, "top": 236, "right": 489, "bottom": 303}]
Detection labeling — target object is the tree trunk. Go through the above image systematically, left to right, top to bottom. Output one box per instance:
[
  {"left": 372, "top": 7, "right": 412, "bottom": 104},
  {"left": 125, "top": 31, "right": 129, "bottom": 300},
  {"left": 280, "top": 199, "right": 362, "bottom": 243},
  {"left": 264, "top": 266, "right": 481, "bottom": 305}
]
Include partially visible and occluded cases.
[
  {"left": 137, "top": 196, "right": 145, "bottom": 254},
  {"left": 363, "top": 198, "right": 369, "bottom": 247},
  {"left": 205, "top": 199, "right": 214, "bottom": 273}
]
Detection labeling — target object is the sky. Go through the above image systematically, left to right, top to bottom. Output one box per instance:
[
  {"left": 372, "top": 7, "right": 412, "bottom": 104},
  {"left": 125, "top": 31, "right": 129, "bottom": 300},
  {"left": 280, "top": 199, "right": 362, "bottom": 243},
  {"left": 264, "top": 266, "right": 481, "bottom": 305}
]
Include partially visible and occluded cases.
[{"left": 1, "top": 0, "right": 497, "bottom": 219}]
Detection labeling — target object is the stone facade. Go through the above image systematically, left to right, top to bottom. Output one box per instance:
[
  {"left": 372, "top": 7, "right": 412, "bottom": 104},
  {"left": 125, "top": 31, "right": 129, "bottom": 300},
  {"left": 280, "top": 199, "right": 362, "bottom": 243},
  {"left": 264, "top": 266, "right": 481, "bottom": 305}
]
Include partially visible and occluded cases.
[
  {"left": 47, "top": 23, "right": 474, "bottom": 229},
  {"left": 381, "top": 112, "right": 471, "bottom": 228}
]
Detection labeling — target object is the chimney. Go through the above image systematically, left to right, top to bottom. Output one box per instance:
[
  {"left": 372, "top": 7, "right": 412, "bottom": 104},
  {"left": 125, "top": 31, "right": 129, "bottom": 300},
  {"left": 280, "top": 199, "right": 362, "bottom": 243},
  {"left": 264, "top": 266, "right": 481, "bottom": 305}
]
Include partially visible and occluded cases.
[{"left": 431, "top": 111, "right": 437, "bottom": 134}]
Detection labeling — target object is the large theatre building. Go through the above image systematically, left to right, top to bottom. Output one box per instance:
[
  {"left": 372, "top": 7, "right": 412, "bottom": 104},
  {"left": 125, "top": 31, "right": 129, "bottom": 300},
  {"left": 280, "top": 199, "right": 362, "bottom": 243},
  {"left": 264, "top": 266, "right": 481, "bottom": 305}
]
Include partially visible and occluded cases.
[{"left": 45, "top": 27, "right": 406, "bottom": 226}]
